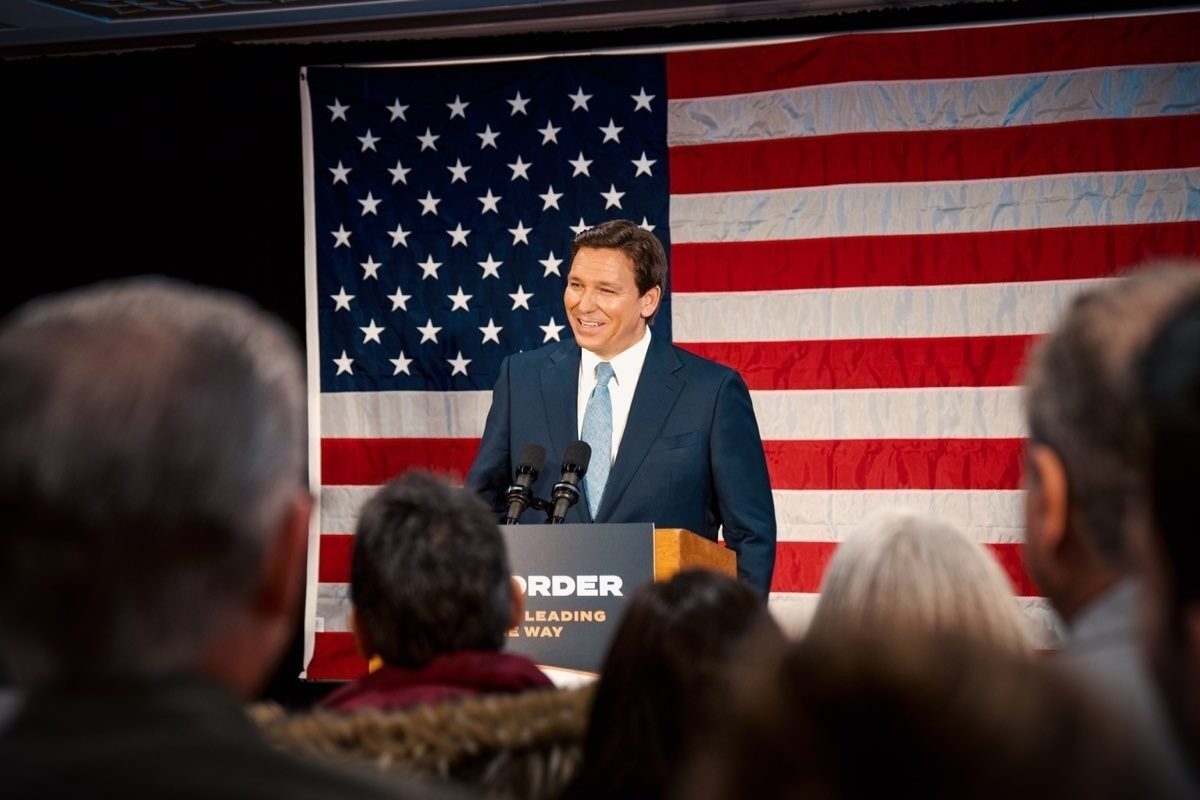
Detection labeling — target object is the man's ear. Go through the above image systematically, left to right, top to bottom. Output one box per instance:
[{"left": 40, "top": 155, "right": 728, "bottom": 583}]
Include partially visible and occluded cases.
[
  {"left": 639, "top": 285, "right": 662, "bottom": 320},
  {"left": 1027, "top": 443, "right": 1070, "bottom": 556},
  {"left": 256, "top": 488, "right": 312, "bottom": 621},
  {"left": 509, "top": 577, "right": 525, "bottom": 631}
]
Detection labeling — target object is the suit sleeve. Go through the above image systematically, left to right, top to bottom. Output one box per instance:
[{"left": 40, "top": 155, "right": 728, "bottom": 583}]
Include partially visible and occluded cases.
[
  {"left": 466, "top": 355, "right": 514, "bottom": 517},
  {"left": 710, "top": 370, "right": 777, "bottom": 596}
]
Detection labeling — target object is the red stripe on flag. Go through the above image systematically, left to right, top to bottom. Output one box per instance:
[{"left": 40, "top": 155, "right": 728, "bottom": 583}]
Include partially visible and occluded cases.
[
  {"left": 666, "top": 12, "right": 1200, "bottom": 98},
  {"left": 669, "top": 115, "right": 1200, "bottom": 194},
  {"left": 670, "top": 222, "right": 1200, "bottom": 293},
  {"left": 679, "top": 336, "right": 1035, "bottom": 390},
  {"left": 322, "top": 437, "right": 479, "bottom": 485},
  {"left": 764, "top": 439, "right": 1025, "bottom": 491},
  {"left": 318, "top": 533, "right": 354, "bottom": 583},
  {"left": 771, "top": 540, "right": 1037, "bottom": 595},
  {"left": 308, "top": 632, "right": 368, "bottom": 681}
]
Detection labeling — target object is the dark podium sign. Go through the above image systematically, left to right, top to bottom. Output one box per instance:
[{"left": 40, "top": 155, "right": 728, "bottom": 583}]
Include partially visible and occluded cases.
[{"left": 500, "top": 523, "right": 655, "bottom": 672}]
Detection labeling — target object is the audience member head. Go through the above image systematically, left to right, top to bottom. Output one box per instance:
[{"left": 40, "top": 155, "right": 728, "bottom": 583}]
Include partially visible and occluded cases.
[
  {"left": 1021, "top": 265, "right": 1200, "bottom": 623},
  {"left": 0, "top": 279, "right": 309, "bottom": 696},
  {"left": 1138, "top": 288, "right": 1200, "bottom": 769},
  {"left": 350, "top": 470, "right": 518, "bottom": 669},
  {"left": 807, "top": 510, "right": 1032, "bottom": 653},
  {"left": 566, "top": 569, "right": 782, "bottom": 800},
  {"left": 679, "top": 632, "right": 1163, "bottom": 800}
]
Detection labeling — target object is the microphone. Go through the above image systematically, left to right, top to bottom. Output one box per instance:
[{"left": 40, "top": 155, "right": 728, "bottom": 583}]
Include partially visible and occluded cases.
[
  {"left": 549, "top": 441, "right": 591, "bottom": 524},
  {"left": 503, "top": 443, "right": 546, "bottom": 525}
]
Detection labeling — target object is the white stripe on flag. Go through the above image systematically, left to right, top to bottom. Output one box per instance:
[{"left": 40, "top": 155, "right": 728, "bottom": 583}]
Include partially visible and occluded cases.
[
  {"left": 667, "top": 63, "right": 1200, "bottom": 145},
  {"left": 669, "top": 169, "right": 1200, "bottom": 242},
  {"left": 672, "top": 279, "right": 1108, "bottom": 343},
  {"left": 319, "top": 386, "right": 1024, "bottom": 439},
  {"left": 321, "top": 389, "right": 491, "bottom": 438},
  {"left": 320, "top": 486, "right": 1026, "bottom": 542}
]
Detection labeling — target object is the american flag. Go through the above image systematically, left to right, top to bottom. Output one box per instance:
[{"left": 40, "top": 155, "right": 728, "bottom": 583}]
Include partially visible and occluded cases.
[{"left": 301, "top": 11, "right": 1200, "bottom": 679}]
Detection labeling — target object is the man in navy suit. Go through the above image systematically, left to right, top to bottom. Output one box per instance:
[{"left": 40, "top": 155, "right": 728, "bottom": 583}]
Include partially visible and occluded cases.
[{"left": 466, "top": 220, "right": 776, "bottom": 595}]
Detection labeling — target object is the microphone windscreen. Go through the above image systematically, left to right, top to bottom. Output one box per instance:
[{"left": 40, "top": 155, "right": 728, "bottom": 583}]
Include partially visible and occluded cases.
[
  {"left": 563, "top": 440, "right": 592, "bottom": 472},
  {"left": 518, "top": 442, "right": 547, "bottom": 471}
]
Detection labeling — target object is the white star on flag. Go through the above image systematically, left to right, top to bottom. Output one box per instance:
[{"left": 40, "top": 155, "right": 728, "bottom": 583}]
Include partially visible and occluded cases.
[
  {"left": 569, "top": 86, "right": 592, "bottom": 111},
  {"left": 632, "top": 87, "right": 655, "bottom": 111},
  {"left": 507, "top": 91, "right": 531, "bottom": 115},
  {"left": 447, "top": 94, "right": 469, "bottom": 119},
  {"left": 327, "top": 98, "right": 349, "bottom": 121},
  {"left": 387, "top": 99, "right": 409, "bottom": 121},
  {"left": 599, "top": 119, "right": 624, "bottom": 143},
  {"left": 538, "top": 120, "right": 561, "bottom": 144},
  {"left": 477, "top": 124, "right": 501, "bottom": 149},
  {"left": 417, "top": 128, "right": 439, "bottom": 151},
  {"left": 357, "top": 129, "right": 380, "bottom": 152},
  {"left": 569, "top": 152, "right": 592, "bottom": 177},
  {"left": 632, "top": 152, "right": 656, "bottom": 177},
  {"left": 508, "top": 156, "right": 531, "bottom": 181},
  {"left": 447, "top": 158, "right": 472, "bottom": 183},
  {"left": 388, "top": 160, "right": 411, "bottom": 184},
  {"left": 329, "top": 161, "right": 351, "bottom": 184},
  {"left": 601, "top": 184, "right": 626, "bottom": 209},
  {"left": 539, "top": 186, "right": 563, "bottom": 210},
  {"left": 478, "top": 189, "right": 501, "bottom": 214},
  {"left": 418, "top": 191, "right": 441, "bottom": 216},
  {"left": 358, "top": 192, "right": 381, "bottom": 215},
  {"left": 570, "top": 217, "right": 590, "bottom": 236},
  {"left": 638, "top": 217, "right": 656, "bottom": 232},
  {"left": 509, "top": 221, "right": 532, "bottom": 245},
  {"left": 448, "top": 223, "right": 470, "bottom": 247},
  {"left": 389, "top": 224, "right": 410, "bottom": 247},
  {"left": 331, "top": 225, "right": 352, "bottom": 247},
  {"left": 539, "top": 252, "right": 564, "bottom": 276},
  {"left": 478, "top": 253, "right": 503, "bottom": 279},
  {"left": 360, "top": 255, "right": 382, "bottom": 279},
  {"left": 418, "top": 255, "right": 443, "bottom": 279},
  {"left": 509, "top": 285, "right": 533, "bottom": 310},
  {"left": 387, "top": 286, "right": 411, "bottom": 311},
  {"left": 448, "top": 286, "right": 473, "bottom": 311},
  {"left": 330, "top": 287, "right": 354, "bottom": 311},
  {"left": 540, "top": 317, "right": 565, "bottom": 342},
  {"left": 479, "top": 318, "right": 503, "bottom": 344},
  {"left": 360, "top": 319, "right": 385, "bottom": 344},
  {"left": 417, "top": 319, "right": 442, "bottom": 343},
  {"left": 333, "top": 350, "right": 354, "bottom": 375},
  {"left": 389, "top": 351, "right": 412, "bottom": 375},
  {"left": 447, "top": 351, "right": 472, "bottom": 376}
]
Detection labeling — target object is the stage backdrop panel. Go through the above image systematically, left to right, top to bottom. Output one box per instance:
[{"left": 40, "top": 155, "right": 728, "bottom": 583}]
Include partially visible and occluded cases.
[{"left": 300, "top": 10, "right": 1200, "bottom": 679}]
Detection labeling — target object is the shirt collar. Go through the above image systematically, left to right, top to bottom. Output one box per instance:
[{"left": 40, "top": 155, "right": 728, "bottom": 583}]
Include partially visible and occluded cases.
[{"left": 580, "top": 328, "right": 652, "bottom": 387}]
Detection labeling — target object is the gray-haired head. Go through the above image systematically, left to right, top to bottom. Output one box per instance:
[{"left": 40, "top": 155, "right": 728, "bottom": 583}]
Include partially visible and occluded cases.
[
  {"left": 1023, "top": 264, "right": 1200, "bottom": 569},
  {"left": 0, "top": 278, "right": 306, "bottom": 683},
  {"left": 807, "top": 510, "right": 1033, "bottom": 654}
]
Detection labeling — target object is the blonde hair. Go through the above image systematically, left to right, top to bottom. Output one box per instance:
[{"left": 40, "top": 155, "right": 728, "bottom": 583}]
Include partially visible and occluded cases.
[{"left": 807, "top": 510, "right": 1032, "bottom": 655}]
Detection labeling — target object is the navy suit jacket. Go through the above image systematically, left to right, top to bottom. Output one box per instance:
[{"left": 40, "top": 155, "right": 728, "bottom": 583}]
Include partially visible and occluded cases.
[{"left": 466, "top": 334, "right": 776, "bottom": 595}]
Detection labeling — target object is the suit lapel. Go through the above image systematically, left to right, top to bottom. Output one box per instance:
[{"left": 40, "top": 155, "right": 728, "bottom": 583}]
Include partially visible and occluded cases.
[
  {"left": 596, "top": 336, "right": 684, "bottom": 521},
  {"left": 541, "top": 340, "right": 583, "bottom": 514}
]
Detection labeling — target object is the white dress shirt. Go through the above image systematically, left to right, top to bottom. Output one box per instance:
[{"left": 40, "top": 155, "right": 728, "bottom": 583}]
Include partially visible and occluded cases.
[{"left": 577, "top": 329, "right": 652, "bottom": 466}]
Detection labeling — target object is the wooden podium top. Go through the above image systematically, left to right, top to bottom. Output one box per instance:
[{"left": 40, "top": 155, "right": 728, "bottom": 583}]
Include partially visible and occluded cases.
[{"left": 652, "top": 527, "right": 736, "bottom": 582}]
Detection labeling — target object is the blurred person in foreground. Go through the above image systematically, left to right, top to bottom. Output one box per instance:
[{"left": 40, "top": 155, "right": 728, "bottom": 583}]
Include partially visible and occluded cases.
[
  {"left": 1021, "top": 265, "right": 1200, "bottom": 793},
  {"left": 0, "top": 279, "right": 457, "bottom": 799},
  {"left": 1139, "top": 289, "right": 1200, "bottom": 783},
  {"left": 321, "top": 471, "right": 552, "bottom": 712},
  {"left": 806, "top": 509, "right": 1033, "bottom": 654},
  {"left": 561, "top": 569, "right": 783, "bottom": 800},
  {"left": 677, "top": 632, "right": 1171, "bottom": 800}
]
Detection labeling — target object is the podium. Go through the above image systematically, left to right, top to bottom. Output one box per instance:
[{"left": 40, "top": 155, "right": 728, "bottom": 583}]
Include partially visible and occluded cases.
[{"left": 499, "top": 523, "right": 734, "bottom": 672}]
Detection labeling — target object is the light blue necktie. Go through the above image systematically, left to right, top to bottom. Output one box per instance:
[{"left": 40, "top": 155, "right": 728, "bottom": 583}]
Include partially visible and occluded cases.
[{"left": 581, "top": 361, "right": 615, "bottom": 517}]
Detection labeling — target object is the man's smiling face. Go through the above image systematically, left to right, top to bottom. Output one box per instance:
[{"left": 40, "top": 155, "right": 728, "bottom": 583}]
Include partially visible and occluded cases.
[{"left": 564, "top": 246, "right": 660, "bottom": 360}]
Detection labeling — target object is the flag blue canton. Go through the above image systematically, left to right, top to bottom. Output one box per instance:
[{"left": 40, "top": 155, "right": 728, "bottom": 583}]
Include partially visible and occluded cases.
[{"left": 309, "top": 55, "right": 670, "bottom": 393}]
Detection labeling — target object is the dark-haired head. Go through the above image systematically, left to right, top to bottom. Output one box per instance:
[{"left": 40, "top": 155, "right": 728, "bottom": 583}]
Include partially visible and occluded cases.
[
  {"left": 571, "top": 219, "right": 667, "bottom": 324},
  {"left": 350, "top": 470, "right": 515, "bottom": 669},
  {"left": 564, "top": 569, "right": 781, "bottom": 800}
]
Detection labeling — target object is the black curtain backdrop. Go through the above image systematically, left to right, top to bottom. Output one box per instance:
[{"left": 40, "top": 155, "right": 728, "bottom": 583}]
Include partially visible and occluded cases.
[{"left": 0, "top": 0, "right": 1179, "bottom": 707}]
